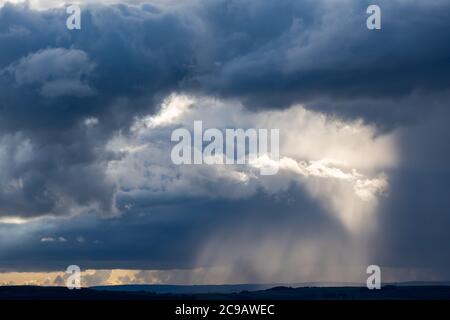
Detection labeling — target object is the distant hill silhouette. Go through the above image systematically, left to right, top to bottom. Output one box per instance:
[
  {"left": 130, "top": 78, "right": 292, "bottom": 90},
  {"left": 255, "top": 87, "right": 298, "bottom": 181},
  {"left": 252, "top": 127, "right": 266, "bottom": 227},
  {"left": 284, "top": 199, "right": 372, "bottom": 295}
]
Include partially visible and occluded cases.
[
  {"left": 91, "top": 281, "right": 450, "bottom": 294},
  {"left": 1, "top": 284, "right": 450, "bottom": 300},
  {"left": 91, "top": 284, "right": 273, "bottom": 294}
]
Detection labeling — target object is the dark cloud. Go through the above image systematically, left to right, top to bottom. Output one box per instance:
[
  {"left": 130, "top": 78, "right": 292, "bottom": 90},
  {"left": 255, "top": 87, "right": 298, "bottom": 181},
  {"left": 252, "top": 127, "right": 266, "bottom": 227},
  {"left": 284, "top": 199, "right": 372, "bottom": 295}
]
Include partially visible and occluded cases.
[
  {"left": 1, "top": 0, "right": 449, "bottom": 218},
  {"left": 191, "top": 1, "right": 450, "bottom": 119},
  {"left": 0, "top": 2, "right": 197, "bottom": 217},
  {"left": 372, "top": 106, "right": 450, "bottom": 279},
  {"left": 373, "top": 170, "right": 450, "bottom": 280},
  {"left": 0, "top": 186, "right": 350, "bottom": 273}
]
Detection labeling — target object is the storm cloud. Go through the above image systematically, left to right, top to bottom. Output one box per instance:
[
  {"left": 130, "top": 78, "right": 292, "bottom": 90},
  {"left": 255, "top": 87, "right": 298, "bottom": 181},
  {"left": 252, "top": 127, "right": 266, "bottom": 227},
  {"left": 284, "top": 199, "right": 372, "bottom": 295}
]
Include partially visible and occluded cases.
[{"left": 0, "top": 0, "right": 449, "bottom": 283}]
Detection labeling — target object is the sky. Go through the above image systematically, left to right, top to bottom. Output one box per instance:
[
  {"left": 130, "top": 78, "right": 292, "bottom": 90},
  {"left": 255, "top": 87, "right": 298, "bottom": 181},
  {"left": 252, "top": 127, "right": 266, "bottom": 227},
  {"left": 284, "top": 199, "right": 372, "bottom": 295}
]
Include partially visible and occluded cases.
[{"left": 0, "top": 0, "right": 449, "bottom": 286}]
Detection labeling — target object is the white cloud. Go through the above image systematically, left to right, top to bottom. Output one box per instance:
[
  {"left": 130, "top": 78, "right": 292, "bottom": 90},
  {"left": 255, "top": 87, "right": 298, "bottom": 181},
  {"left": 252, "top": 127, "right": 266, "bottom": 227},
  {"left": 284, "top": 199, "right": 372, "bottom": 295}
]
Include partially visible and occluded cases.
[
  {"left": 0, "top": 0, "right": 189, "bottom": 11},
  {"left": 107, "top": 93, "right": 397, "bottom": 233},
  {"left": 135, "top": 94, "right": 193, "bottom": 129},
  {"left": 84, "top": 117, "right": 99, "bottom": 126},
  {"left": 0, "top": 217, "right": 29, "bottom": 224},
  {"left": 40, "top": 236, "right": 68, "bottom": 242},
  {"left": 40, "top": 237, "right": 55, "bottom": 242}
]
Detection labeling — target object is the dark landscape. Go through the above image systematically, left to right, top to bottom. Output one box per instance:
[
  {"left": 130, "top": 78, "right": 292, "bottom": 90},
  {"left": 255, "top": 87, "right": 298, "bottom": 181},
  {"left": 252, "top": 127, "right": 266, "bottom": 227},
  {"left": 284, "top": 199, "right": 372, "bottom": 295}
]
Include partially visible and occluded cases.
[{"left": 1, "top": 284, "right": 450, "bottom": 300}]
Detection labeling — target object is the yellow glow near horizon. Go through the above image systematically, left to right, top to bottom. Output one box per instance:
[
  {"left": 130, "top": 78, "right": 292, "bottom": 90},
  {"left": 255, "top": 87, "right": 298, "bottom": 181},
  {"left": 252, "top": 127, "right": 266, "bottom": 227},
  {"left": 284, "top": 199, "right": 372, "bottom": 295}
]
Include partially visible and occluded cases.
[
  {"left": 0, "top": 217, "right": 30, "bottom": 224},
  {"left": 0, "top": 266, "right": 440, "bottom": 286},
  {"left": 0, "top": 270, "right": 135, "bottom": 286}
]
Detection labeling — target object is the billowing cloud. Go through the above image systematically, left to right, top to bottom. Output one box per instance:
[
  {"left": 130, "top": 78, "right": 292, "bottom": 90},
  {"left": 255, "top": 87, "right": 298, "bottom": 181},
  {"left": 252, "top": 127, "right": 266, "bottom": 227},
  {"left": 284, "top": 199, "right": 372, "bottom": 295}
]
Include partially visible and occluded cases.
[
  {"left": 0, "top": 0, "right": 447, "bottom": 220},
  {"left": 107, "top": 94, "right": 395, "bottom": 233}
]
